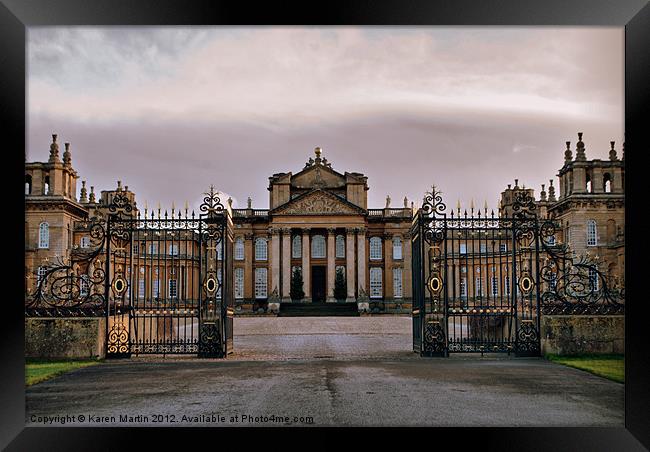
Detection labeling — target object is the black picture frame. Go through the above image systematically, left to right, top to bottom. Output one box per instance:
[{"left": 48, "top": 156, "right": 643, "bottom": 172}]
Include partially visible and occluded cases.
[{"left": 2, "top": 0, "right": 648, "bottom": 449}]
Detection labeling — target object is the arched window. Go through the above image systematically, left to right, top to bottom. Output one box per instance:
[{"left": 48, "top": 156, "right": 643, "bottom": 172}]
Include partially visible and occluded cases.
[
  {"left": 586, "top": 173, "right": 592, "bottom": 193},
  {"left": 603, "top": 173, "right": 612, "bottom": 193},
  {"left": 25, "top": 175, "right": 32, "bottom": 195},
  {"left": 44, "top": 175, "right": 50, "bottom": 195},
  {"left": 586, "top": 220, "right": 598, "bottom": 246},
  {"left": 38, "top": 222, "right": 49, "bottom": 248},
  {"left": 292, "top": 235, "right": 302, "bottom": 258},
  {"left": 311, "top": 235, "right": 326, "bottom": 258},
  {"left": 335, "top": 235, "right": 345, "bottom": 258},
  {"left": 392, "top": 236, "right": 402, "bottom": 260},
  {"left": 369, "top": 237, "right": 382, "bottom": 260},
  {"left": 234, "top": 238, "right": 244, "bottom": 260},
  {"left": 255, "top": 238, "right": 268, "bottom": 261},
  {"left": 234, "top": 267, "right": 244, "bottom": 299},
  {"left": 369, "top": 267, "right": 383, "bottom": 298},
  {"left": 255, "top": 268, "right": 268, "bottom": 298},
  {"left": 393, "top": 268, "right": 403, "bottom": 298}
]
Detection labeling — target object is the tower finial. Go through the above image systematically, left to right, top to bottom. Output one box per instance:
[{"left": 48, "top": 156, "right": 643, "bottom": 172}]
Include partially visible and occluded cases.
[
  {"left": 575, "top": 132, "right": 586, "bottom": 161},
  {"left": 48, "top": 133, "right": 60, "bottom": 163},
  {"left": 564, "top": 141, "right": 573, "bottom": 164},
  {"left": 609, "top": 141, "right": 618, "bottom": 161},
  {"left": 63, "top": 142, "right": 72, "bottom": 166},
  {"left": 548, "top": 179, "right": 556, "bottom": 202},
  {"left": 79, "top": 180, "right": 88, "bottom": 203},
  {"left": 89, "top": 186, "right": 96, "bottom": 203}
]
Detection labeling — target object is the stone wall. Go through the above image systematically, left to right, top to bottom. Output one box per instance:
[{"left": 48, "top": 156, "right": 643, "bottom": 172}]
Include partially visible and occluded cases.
[
  {"left": 541, "top": 315, "right": 624, "bottom": 355},
  {"left": 25, "top": 317, "right": 106, "bottom": 359}
]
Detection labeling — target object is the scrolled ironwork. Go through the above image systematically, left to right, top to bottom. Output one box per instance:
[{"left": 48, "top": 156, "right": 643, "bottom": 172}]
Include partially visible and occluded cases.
[
  {"left": 422, "top": 184, "right": 446, "bottom": 217},
  {"left": 199, "top": 185, "right": 225, "bottom": 218},
  {"left": 511, "top": 190, "right": 537, "bottom": 218},
  {"left": 26, "top": 215, "right": 107, "bottom": 315},
  {"left": 538, "top": 219, "right": 624, "bottom": 315},
  {"left": 423, "top": 321, "right": 446, "bottom": 354},
  {"left": 515, "top": 321, "right": 540, "bottom": 354}
]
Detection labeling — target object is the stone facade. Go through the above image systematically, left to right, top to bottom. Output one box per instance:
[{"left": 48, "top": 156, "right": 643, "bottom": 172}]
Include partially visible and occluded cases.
[
  {"left": 25, "top": 133, "right": 624, "bottom": 321},
  {"left": 232, "top": 147, "right": 413, "bottom": 313}
]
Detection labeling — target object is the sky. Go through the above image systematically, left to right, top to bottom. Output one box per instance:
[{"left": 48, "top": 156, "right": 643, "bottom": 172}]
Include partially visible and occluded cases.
[{"left": 26, "top": 27, "right": 624, "bottom": 213}]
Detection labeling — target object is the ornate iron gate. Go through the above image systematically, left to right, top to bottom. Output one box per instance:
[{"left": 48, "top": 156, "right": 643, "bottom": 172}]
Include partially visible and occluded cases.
[
  {"left": 105, "top": 186, "right": 234, "bottom": 358},
  {"left": 411, "top": 187, "right": 541, "bottom": 356}
]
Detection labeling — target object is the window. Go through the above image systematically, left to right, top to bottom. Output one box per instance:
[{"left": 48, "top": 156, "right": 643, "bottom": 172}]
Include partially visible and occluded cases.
[
  {"left": 604, "top": 174, "right": 612, "bottom": 193},
  {"left": 25, "top": 175, "right": 32, "bottom": 195},
  {"left": 586, "top": 220, "right": 598, "bottom": 246},
  {"left": 38, "top": 222, "right": 49, "bottom": 248},
  {"left": 292, "top": 235, "right": 302, "bottom": 258},
  {"left": 311, "top": 235, "right": 326, "bottom": 258},
  {"left": 336, "top": 235, "right": 345, "bottom": 258},
  {"left": 546, "top": 235, "right": 556, "bottom": 246},
  {"left": 80, "top": 236, "right": 90, "bottom": 248},
  {"left": 392, "top": 236, "right": 402, "bottom": 260},
  {"left": 369, "top": 237, "right": 382, "bottom": 260},
  {"left": 234, "top": 238, "right": 244, "bottom": 260},
  {"left": 255, "top": 238, "right": 268, "bottom": 261},
  {"left": 216, "top": 240, "right": 223, "bottom": 261},
  {"left": 149, "top": 243, "right": 158, "bottom": 254},
  {"left": 169, "top": 243, "right": 179, "bottom": 255},
  {"left": 459, "top": 243, "right": 467, "bottom": 255},
  {"left": 480, "top": 243, "right": 487, "bottom": 253},
  {"left": 499, "top": 243, "right": 507, "bottom": 253},
  {"left": 461, "top": 266, "right": 467, "bottom": 274},
  {"left": 369, "top": 267, "right": 383, "bottom": 298},
  {"left": 234, "top": 268, "right": 244, "bottom": 299},
  {"left": 255, "top": 268, "right": 268, "bottom": 299},
  {"left": 393, "top": 268, "right": 403, "bottom": 298},
  {"left": 589, "top": 268, "right": 599, "bottom": 292},
  {"left": 549, "top": 273, "right": 557, "bottom": 291},
  {"left": 80, "top": 275, "right": 89, "bottom": 297},
  {"left": 491, "top": 276, "right": 498, "bottom": 297},
  {"left": 505, "top": 276, "right": 511, "bottom": 296},
  {"left": 475, "top": 277, "right": 483, "bottom": 297},
  {"left": 138, "top": 278, "right": 145, "bottom": 298},
  {"left": 460, "top": 278, "right": 467, "bottom": 299},
  {"left": 153, "top": 279, "right": 160, "bottom": 299},
  {"left": 168, "top": 279, "right": 177, "bottom": 298}
]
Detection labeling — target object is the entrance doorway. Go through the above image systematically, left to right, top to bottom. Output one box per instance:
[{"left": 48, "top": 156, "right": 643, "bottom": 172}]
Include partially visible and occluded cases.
[{"left": 311, "top": 265, "right": 326, "bottom": 303}]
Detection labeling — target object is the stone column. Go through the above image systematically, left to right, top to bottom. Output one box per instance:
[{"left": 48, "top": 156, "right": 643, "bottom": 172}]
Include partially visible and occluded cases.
[
  {"left": 356, "top": 227, "right": 367, "bottom": 296},
  {"left": 270, "top": 228, "right": 281, "bottom": 297},
  {"left": 281, "top": 228, "right": 291, "bottom": 302},
  {"left": 301, "top": 228, "right": 311, "bottom": 302},
  {"left": 326, "top": 228, "right": 336, "bottom": 302},
  {"left": 345, "top": 228, "right": 356, "bottom": 302},
  {"left": 384, "top": 232, "right": 394, "bottom": 301},
  {"left": 403, "top": 232, "right": 412, "bottom": 302},
  {"left": 243, "top": 233, "right": 254, "bottom": 302}
]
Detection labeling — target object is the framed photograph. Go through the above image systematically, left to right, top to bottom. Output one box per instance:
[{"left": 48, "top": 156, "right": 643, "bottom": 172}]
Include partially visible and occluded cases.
[{"left": 3, "top": 0, "right": 648, "bottom": 449}]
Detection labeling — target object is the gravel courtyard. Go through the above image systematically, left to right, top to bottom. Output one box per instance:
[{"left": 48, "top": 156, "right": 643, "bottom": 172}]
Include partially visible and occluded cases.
[{"left": 25, "top": 316, "right": 624, "bottom": 427}]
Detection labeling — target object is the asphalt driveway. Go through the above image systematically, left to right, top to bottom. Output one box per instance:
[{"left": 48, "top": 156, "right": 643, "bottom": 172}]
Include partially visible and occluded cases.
[{"left": 25, "top": 316, "right": 624, "bottom": 427}]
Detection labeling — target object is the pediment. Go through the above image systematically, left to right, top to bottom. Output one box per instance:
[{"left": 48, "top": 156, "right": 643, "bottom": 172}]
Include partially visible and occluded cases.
[
  {"left": 291, "top": 165, "right": 345, "bottom": 189},
  {"left": 272, "top": 190, "right": 363, "bottom": 215}
]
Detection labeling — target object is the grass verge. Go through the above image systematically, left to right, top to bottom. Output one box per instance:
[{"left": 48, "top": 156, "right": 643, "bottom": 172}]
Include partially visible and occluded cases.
[
  {"left": 545, "top": 354, "right": 624, "bottom": 383},
  {"left": 26, "top": 359, "right": 102, "bottom": 386}
]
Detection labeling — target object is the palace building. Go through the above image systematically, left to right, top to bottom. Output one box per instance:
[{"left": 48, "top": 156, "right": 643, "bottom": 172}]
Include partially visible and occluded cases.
[{"left": 25, "top": 133, "right": 624, "bottom": 314}]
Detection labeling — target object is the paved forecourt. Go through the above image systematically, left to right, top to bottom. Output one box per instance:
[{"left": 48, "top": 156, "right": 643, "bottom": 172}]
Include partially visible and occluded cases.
[{"left": 25, "top": 316, "right": 624, "bottom": 427}]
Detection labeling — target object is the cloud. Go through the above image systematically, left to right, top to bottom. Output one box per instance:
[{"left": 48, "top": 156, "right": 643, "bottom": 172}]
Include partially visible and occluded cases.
[{"left": 26, "top": 27, "right": 624, "bottom": 210}]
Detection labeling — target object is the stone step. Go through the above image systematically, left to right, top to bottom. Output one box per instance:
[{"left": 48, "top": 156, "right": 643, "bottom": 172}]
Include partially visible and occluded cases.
[{"left": 278, "top": 302, "right": 360, "bottom": 317}]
